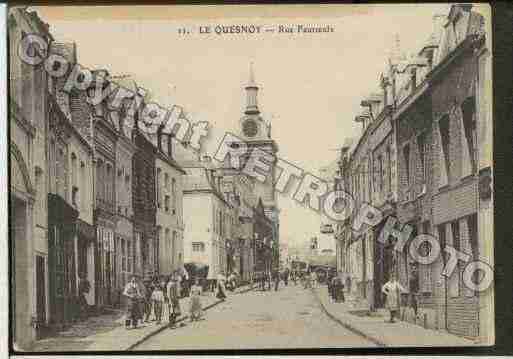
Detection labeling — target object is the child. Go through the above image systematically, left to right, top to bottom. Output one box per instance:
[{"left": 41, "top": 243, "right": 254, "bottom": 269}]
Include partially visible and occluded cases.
[
  {"left": 189, "top": 278, "right": 203, "bottom": 321},
  {"left": 151, "top": 283, "right": 165, "bottom": 324}
]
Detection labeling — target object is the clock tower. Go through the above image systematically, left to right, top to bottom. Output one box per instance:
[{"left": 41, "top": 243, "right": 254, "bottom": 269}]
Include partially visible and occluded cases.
[{"left": 238, "top": 64, "right": 280, "bottom": 262}]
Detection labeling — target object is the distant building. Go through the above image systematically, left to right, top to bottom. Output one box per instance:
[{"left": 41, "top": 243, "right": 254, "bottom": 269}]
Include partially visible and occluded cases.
[{"left": 180, "top": 154, "right": 233, "bottom": 278}]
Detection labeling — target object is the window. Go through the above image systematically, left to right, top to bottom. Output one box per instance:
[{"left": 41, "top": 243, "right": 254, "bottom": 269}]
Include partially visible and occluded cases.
[
  {"left": 461, "top": 97, "right": 477, "bottom": 174},
  {"left": 438, "top": 115, "right": 450, "bottom": 186},
  {"left": 417, "top": 132, "right": 426, "bottom": 183},
  {"left": 403, "top": 144, "right": 410, "bottom": 187},
  {"left": 386, "top": 147, "right": 392, "bottom": 193},
  {"left": 71, "top": 152, "right": 77, "bottom": 194},
  {"left": 378, "top": 155, "right": 384, "bottom": 192},
  {"left": 367, "top": 158, "right": 372, "bottom": 201},
  {"left": 80, "top": 161, "right": 86, "bottom": 210},
  {"left": 106, "top": 164, "right": 112, "bottom": 203},
  {"left": 156, "top": 168, "right": 162, "bottom": 208},
  {"left": 165, "top": 173, "right": 170, "bottom": 191},
  {"left": 171, "top": 178, "right": 176, "bottom": 213},
  {"left": 72, "top": 186, "right": 79, "bottom": 206},
  {"left": 164, "top": 195, "right": 170, "bottom": 212},
  {"left": 121, "top": 237, "right": 126, "bottom": 272},
  {"left": 127, "top": 239, "right": 133, "bottom": 273},
  {"left": 192, "top": 242, "right": 205, "bottom": 252}
]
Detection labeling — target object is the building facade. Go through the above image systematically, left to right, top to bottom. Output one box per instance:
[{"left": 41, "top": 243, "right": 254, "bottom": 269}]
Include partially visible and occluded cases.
[
  {"left": 331, "top": 4, "right": 492, "bottom": 342},
  {"left": 9, "top": 8, "right": 52, "bottom": 348},
  {"left": 132, "top": 129, "right": 157, "bottom": 280},
  {"left": 154, "top": 134, "right": 186, "bottom": 277},
  {"left": 181, "top": 158, "right": 233, "bottom": 278}
]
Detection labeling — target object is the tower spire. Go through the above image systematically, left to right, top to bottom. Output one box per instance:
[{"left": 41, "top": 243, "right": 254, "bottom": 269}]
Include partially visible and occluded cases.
[{"left": 245, "top": 62, "right": 260, "bottom": 115}]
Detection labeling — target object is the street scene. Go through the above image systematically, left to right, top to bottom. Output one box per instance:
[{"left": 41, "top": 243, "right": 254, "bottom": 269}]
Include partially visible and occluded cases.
[{"left": 9, "top": 3, "right": 494, "bottom": 352}]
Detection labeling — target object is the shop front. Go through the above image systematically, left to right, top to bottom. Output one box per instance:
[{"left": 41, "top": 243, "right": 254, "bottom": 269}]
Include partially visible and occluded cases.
[{"left": 48, "top": 193, "right": 79, "bottom": 330}]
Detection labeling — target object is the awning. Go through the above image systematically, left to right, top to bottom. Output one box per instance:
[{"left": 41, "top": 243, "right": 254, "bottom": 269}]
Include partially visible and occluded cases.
[{"left": 48, "top": 193, "right": 79, "bottom": 224}]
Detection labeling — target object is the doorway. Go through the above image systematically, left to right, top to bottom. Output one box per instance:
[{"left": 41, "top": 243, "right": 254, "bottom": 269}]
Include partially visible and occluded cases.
[
  {"left": 11, "top": 197, "right": 28, "bottom": 345},
  {"left": 35, "top": 255, "right": 47, "bottom": 338}
]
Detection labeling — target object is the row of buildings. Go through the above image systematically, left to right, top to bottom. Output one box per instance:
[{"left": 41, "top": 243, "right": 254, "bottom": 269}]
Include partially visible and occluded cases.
[
  {"left": 322, "top": 4, "right": 493, "bottom": 343},
  {"left": 9, "top": 8, "right": 280, "bottom": 349}
]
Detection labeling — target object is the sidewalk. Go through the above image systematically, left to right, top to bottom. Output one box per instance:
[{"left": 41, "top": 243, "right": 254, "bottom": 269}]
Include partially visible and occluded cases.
[
  {"left": 29, "top": 284, "right": 256, "bottom": 352},
  {"left": 313, "top": 287, "right": 476, "bottom": 348}
]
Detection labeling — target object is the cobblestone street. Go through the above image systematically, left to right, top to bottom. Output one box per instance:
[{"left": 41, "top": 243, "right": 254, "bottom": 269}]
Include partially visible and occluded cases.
[{"left": 134, "top": 284, "right": 376, "bottom": 350}]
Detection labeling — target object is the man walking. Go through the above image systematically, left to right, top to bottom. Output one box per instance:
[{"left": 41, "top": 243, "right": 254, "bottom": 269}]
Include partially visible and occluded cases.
[
  {"left": 283, "top": 267, "right": 290, "bottom": 286},
  {"left": 272, "top": 269, "right": 280, "bottom": 291},
  {"left": 166, "top": 271, "right": 182, "bottom": 328},
  {"left": 123, "top": 276, "right": 142, "bottom": 329}
]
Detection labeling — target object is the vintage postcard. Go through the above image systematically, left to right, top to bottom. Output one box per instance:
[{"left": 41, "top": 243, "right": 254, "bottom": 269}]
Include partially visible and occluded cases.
[{"left": 8, "top": 3, "right": 494, "bottom": 352}]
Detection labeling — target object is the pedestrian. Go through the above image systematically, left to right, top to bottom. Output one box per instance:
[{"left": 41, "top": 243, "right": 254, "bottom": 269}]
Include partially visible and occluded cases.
[
  {"left": 409, "top": 263, "right": 419, "bottom": 319},
  {"left": 283, "top": 267, "right": 290, "bottom": 286},
  {"left": 180, "top": 268, "right": 190, "bottom": 298},
  {"left": 207, "top": 268, "right": 216, "bottom": 294},
  {"left": 272, "top": 269, "right": 280, "bottom": 291},
  {"left": 166, "top": 271, "right": 182, "bottom": 328},
  {"left": 216, "top": 271, "right": 227, "bottom": 300},
  {"left": 303, "top": 271, "right": 311, "bottom": 289},
  {"left": 311, "top": 271, "right": 318, "bottom": 289},
  {"left": 227, "top": 272, "right": 236, "bottom": 292},
  {"left": 258, "top": 272, "right": 265, "bottom": 291},
  {"left": 327, "top": 272, "right": 334, "bottom": 300},
  {"left": 381, "top": 272, "right": 407, "bottom": 323},
  {"left": 334, "top": 273, "right": 345, "bottom": 303},
  {"left": 78, "top": 275, "right": 91, "bottom": 320},
  {"left": 123, "top": 276, "right": 143, "bottom": 329},
  {"left": 189, "top": 278, "right": 203, "bottom": 321},
  {"left": 143, "top": 279, "right": 154, "bottom": 322},
  {"left": 151, "top": 282, "right": 165, "bottom": 324}
]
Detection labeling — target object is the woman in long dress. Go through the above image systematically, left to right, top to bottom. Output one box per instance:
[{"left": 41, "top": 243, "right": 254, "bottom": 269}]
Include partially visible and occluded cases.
[
  {"left": 216, "top": 272, "right": 227, "bottom": 300},
  {"left": 381, "top": 272, "right": 407, "bottom": 323},
  {"left": 189, "top": 278, "right": 203, "bottom": 321}
]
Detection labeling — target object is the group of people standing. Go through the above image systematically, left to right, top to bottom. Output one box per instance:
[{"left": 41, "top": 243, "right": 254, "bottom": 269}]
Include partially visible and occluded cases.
[
  {"left": 254, "top": 267, "right": 290, "bottom": 291},
  {"left": 122, "top": 271, "right": 205, "bottom": 329}
]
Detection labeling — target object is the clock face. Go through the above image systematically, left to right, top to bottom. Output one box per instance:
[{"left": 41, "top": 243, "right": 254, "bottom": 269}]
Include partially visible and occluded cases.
[{"left": 243, "top": 119, "right": 259, "bottom": 138}]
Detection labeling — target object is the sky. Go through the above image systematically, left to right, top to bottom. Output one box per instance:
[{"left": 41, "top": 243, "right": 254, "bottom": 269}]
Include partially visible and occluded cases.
[{"left": 34, "top": 4, "right": 453, "bottom": 250}]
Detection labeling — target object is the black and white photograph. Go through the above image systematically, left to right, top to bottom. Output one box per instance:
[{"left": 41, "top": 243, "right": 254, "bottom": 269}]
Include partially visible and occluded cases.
[{"left": 7, "top": 3, "right": 497, "bottom": 353}]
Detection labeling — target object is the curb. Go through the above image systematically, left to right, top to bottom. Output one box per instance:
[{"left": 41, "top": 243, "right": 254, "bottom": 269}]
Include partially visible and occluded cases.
[
  {"left": 126, "top": 284, "right": 255, "bottom": 351},
  {"left": 311, "top": 289, "right": 387, "bottom": 348}
]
